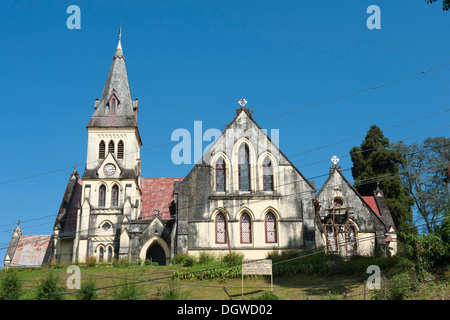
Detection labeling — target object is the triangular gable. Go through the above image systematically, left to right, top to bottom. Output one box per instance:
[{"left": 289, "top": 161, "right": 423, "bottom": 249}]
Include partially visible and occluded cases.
[
  {"left": 175, "top": 107, "right": 314, "bottom": 192},
  {"left": 316, "top": 166, "right": 386, "bottom": 226}
]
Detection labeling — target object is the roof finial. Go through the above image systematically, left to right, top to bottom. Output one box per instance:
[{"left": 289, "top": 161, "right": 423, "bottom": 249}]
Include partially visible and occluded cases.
[{"left": 117, "top": 27, "right": 122, "bottom": 50}]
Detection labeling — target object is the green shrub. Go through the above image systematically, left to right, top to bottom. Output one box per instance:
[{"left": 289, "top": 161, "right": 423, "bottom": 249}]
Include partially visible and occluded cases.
[
  {"left": 403, "top": 233, "right": 447, "bottom": 272},
  {"left": 198, "top": 252, "right": 216, "bottom": 265},
  {"left": 221, "top": 252, "right": 244, "bottom": 266},
  {"left": 172, "top": 253, "right": 189, "bottom": 265},
  {"left": 183, "top": 256, "right": 196, "bottom": 267},
  {"left": 0, "top": 269, "right": 23, "bottom": 300},
  {"left": 384, "top": 271, "right": 418, "bottom": 300},
  {"left": 36, "top": 272, "right": 65, "bottom": 300},
  {"left": 77, "top": 279, "right": 98, "bottom": 300},
  {"left": 111, "top": 279, "right": 142, "bottom": 300},
  {"left": 157, "top": 280, "right": 190, "bottom": 300},
  {"left": 250, "top": 292, "right": 280, "bottom": 300}
]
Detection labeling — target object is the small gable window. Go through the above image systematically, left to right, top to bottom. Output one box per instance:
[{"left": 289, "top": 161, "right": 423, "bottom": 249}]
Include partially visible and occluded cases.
[{"left": 109, "top": 95, "right": 118, "bottom": 115}]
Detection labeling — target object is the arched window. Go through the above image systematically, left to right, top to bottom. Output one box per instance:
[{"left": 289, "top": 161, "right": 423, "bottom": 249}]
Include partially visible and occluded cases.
[
  {"left": 109, "top": 95, "right": 117, "bottom": 114},
  {"left": 108, "top": 140, "right": 115, "bottom": 155},
  {"left": 117, "top": 140, "right": 124, "bottom": 159},
  {"left": 99, "top": 141, "right": 106, "bottom": 159},
  {"left": 238, "top": 144, "right": 250, "bottom": 191},
  {"left": 216, "top": 157, "right": 226, "bottom": 192},
  {"left": 263, "top": 157, "right": 273, "bottom": 191},
  {"left": 98, "top": 185, "right": 106, "bottom": 207},
  {"left": 111, "top": 185, "right": 119, "bottom": 207},
  {"left": 333, "top": 197, "right": 344, "bottom": 208},
  {"left": 215, "top": 212, "right": 227, "bottom": 244},
  {"left": 240, "top": 212, "right": 252, "bottom": 244},
  {"left": 265, "top": 212, "right": 277, "bottom": 243},
  {"left": 326, "top": 224, "right": 338, "bottom": 253},
  {"left": 345, "top": 224, "right": 357, "bottom": 255},
  {"left": 99, "top": 246, "right": 104, "bottom": 262},
  {"left": 107, "top": 246, "right": 113, "bottom": 263}
]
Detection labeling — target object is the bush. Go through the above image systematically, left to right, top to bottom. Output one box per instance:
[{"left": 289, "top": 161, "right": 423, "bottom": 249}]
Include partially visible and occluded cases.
[
  {"left": 403, "top": 233, "right": 447, "bottom": 272},
  {"left": 198, "top": 252, "right": 216, "bottom": 265},
  {"left": 221, "top": 252, "right": 244, "bottom": 266},
  {"left": 172, "top": 253, "right": 189, "bottom": 265},
  {"left": 183, "top": 256, "right": 196, "bottom": 267},
  {"left": 0, "top": 269, "right": 23, "bottom": 300},
  {"left": 384, "top": 271, "right": 419, "bottom": 300},
  {"left": 36, "top": 272, "right": 65, "bottom": 300},
  {"left": 77, "top": 279, "right": 98, "bottom": 300},
  {"left": 111, "top": 279, "right": 142, "bottom": 300},
  {"left": 157, "top": 280, "right": 190, "bottom": 300},
  {"left": 250, "top": 292, "right": 280, "bottom": 300}
]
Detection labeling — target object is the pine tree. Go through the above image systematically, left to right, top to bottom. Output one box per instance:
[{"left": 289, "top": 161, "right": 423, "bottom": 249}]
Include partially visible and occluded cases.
[{"left": 350, "top": 125, "right": 415, "bottom": 234}]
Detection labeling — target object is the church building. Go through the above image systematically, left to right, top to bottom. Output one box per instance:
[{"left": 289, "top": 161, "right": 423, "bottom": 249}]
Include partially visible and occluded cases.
[{"left": 3, "top": 34, "right": 397, "bottom": 268}]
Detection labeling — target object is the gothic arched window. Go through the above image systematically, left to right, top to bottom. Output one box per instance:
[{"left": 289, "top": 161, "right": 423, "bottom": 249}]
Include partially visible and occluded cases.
[
  {"left": 117, "top": 140, "right": 124, "bottom": 159},
  {"left": 99, "top": 141, "right": 106, "bottom": 159},
  {"left": 108, "top": 141, "right": 115, "bottom": 155},
  {"left": 238, "top": 144, "right": 250, "bottom": 191},
  {"left": 216, "top": 157, "right": 226, "bottom": 192},
  {"left": 263, "top": 157, "right": 273, "bottom": 191},
  {"left": 98, "top": 185, "right": 106, "bottom": 207},
  {"left": 111, "top": 185, "right": 119, "bottom": 207},
  {"left": 215, "top": 212, "right": 227, "bottom": 244},
  {"left": 240, "top": 212, "right": 252, "bottom": 244},
  {"left": 265, "top": 212, "right": 277, "bottom": 243},
  {"left": 326, "top": 224, "right": 338, "bottom": 253},
  {"left": 345, "top": 225, "right": 358, "bottom": 255},
  {"left": 99, "top": 246, "right": 104, "bottom": 262},
  {"left": 107, "top": 246, "right": 113, "bottom": 263}
]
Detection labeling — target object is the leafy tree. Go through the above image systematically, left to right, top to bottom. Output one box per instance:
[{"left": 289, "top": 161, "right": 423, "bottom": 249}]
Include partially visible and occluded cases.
[
  {"left": 425, "top": 0, "right": 450, "bottom": 11},
  {"left": 350, "top": 125, "right": 414, "bottom": 233},
  {"left": 392, "top": 137, "right": 450, "bottom": 233}
]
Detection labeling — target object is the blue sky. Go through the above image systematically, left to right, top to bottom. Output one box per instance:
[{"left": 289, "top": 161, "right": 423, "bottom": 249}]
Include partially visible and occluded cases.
[{"left": 0, "top": 1, "right": 449, "bottom": 256}]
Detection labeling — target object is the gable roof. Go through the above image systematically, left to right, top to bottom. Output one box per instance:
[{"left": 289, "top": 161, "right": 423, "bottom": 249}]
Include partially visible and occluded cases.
[
  {"left": 174, "top": 106, "right": 315, "bottom": 192},
  {"left": 316, "top": 165, "right": 387, "bottom": 227},
  {"left": 54, "top": 169, "right": 82, "bottom": 237},
  {"left": 141, "top": 177, "right": 184, "bottom": 220},
  {"left": 362, "top": 196, "right": 381, "bottom": 216},
  {"left": 10, "top": 235, "right": 52, "bottom": 268}
]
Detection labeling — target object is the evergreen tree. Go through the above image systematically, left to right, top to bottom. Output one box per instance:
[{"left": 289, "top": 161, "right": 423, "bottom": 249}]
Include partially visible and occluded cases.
[{"left": 350, "top": 125, "right": 415, "bottom": 234}]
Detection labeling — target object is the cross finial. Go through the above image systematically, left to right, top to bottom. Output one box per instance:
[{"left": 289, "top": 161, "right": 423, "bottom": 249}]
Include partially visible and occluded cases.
[
  {"left": 238, "top": 98, "right": 247, "bottom": 108},
  {"left": 331, "top": 155, "right": 340, "bottom": 165}
]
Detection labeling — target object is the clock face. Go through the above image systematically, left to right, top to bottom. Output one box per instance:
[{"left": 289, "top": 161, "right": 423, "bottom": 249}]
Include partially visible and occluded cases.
[{"left": 103, "top": 164, "right": 116, "bottom": 176}]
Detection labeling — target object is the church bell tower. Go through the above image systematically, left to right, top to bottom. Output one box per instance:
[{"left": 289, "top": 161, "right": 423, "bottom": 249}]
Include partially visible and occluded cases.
[{"left": 73, "top": 30, "right": 143, "bottom": 263}]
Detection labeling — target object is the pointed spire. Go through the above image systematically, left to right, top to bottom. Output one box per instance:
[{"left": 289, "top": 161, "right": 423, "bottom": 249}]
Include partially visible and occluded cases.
[{"left": 87, "top": 30, "right": 138, "bottom": 128}]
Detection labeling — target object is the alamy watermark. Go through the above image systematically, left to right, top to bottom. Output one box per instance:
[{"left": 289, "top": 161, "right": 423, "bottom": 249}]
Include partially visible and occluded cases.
[
  {"left": 66, "top": 5, "right": 81, "bottom": 30},
  {"left": 170, "top": 121, "right": 280, "bottom": 165},
  {"left": 66, "top": 265, "right": 81, "bottom": 290},
  {"left": 366, "top": 265, "right": 381, "bottom": 290}
]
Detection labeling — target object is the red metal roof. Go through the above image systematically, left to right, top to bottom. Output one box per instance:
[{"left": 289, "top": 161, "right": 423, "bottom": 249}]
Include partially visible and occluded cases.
[
  {"left": 141, "top": 177, "right": 183, "bottom": 220},
  {"left": 362, "top": 196, "right": 380, "bottom": 216},
  {"left": 11, "top": 235, "right": 51, "bottom": 267}
]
